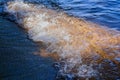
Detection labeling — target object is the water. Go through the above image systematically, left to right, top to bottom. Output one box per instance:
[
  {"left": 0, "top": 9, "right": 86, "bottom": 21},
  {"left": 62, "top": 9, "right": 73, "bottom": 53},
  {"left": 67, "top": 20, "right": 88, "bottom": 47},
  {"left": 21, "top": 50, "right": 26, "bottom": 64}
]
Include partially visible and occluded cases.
[
  {"left": 0, "top": 0, "right": 120, "bottom": 80},
  {"left": 13, "top": 0, "right": 120, "bottom": 29},
  {"left": 52, "top": 0, "right": 120, "bottom": 30},
  {"left": 0, "top": 16, "right": 56, "bottom": 80}
]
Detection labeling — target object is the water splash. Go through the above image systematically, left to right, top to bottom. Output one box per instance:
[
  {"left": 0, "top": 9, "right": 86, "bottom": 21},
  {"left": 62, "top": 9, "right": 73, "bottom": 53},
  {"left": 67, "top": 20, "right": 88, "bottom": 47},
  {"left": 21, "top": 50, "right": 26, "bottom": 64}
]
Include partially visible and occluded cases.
[{"left": 5, "top": 1, "right": 120, "bottom": 79}]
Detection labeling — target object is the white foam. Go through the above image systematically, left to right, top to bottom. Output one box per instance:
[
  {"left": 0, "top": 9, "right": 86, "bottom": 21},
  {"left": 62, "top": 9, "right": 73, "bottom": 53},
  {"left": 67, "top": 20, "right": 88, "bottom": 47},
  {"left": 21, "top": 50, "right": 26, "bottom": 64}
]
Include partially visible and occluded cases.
[
  {"left": 5, "top": 1, "right": 120, "bottom": 79},
  {"left": 77, "top": 64, "right": 98, "bottom": 77}
]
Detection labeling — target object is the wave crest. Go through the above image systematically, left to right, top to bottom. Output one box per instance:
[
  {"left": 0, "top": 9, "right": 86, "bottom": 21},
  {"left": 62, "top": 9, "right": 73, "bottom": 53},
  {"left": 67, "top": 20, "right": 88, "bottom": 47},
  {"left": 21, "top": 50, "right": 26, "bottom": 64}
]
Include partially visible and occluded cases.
[{"left": 5, "top": 1, "right": 120, "bottom": 79}]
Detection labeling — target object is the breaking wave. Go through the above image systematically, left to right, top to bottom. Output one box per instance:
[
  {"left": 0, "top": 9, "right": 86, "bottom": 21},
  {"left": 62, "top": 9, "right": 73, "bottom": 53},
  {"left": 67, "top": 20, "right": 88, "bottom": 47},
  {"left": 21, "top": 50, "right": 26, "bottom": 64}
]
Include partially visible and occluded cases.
[{"left": 4, "top": 0, "right": 120, "bottom": 79}]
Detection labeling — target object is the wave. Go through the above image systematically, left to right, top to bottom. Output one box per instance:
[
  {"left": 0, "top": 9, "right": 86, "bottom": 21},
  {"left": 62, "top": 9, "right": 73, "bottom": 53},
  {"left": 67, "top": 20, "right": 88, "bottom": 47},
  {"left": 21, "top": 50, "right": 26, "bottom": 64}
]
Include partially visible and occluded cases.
[{"left": 5, "top": 1, "right": 120, "bottom": 79}]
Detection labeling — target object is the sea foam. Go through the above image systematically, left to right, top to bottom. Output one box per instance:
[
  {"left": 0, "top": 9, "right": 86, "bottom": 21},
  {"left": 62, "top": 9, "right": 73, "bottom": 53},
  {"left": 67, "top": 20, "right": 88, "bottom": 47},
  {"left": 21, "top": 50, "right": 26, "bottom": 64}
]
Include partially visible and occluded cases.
[{"left": 5, "top": 1, "right": 120, "bottom": 79}]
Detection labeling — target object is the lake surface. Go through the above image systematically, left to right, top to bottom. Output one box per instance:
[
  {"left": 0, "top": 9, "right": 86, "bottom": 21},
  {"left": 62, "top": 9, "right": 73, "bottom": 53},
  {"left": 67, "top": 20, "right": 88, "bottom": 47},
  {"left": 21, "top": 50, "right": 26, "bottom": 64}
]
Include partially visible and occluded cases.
[
  {"left": 0, "top": 0, "right": 120, "bottom": 80},
  {"left": 21, "top": 0, "right": 120, "bottom": 30},
  {"left": 0, "top": 16, "right": 56, "bottom": 80}
]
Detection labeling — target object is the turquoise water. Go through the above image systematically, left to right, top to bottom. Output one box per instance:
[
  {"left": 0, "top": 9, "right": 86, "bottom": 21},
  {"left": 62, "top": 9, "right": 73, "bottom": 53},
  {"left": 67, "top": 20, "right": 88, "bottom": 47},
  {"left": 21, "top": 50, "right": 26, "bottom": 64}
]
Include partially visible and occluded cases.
[{"left": 0, "top": 0, "right": 120, "bottom": 80}]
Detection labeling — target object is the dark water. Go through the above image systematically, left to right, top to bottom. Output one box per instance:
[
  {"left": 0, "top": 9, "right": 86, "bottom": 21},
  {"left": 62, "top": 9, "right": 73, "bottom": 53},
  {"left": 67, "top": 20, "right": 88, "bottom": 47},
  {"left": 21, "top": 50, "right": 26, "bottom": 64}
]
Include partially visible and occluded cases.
[
  {"left": 0, "top": 0, "right": 120, "bottom": 80},
  {"left": 0, "top": 17, "right": 56, "bottom": 80}
]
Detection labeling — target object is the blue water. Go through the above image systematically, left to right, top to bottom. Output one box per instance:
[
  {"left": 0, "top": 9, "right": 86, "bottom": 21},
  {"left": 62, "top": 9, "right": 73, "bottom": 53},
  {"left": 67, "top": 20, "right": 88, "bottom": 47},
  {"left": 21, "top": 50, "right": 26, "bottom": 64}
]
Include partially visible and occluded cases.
[
  {"left": 0, "top": 0, "right": 120, "bottom": 80},
  {"left": 1, "top": 0, "right": 120, "bottom": 29},
  {"left": 11, "top": 0, "right": 119, "bottom": 30},
  {"left": 40, "top": 0, "right": 120, "bottom": 30},
  {"left": 54, "top": 0, "right": 120, "bottom": 30},
  {"left": 0, "top": 17, "right": 56, "bottom": 80}
]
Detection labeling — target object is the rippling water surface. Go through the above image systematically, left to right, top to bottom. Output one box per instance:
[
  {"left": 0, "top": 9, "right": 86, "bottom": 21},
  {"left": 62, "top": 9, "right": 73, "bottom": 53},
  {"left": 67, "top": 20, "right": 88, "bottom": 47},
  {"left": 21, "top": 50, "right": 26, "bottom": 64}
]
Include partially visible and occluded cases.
[
  {"left": 0, "top": 0, "right": 120, "bottom": 80},
  {"left": 12, "top": 0, "right": 120, "bottom": 29},
  {"left": 52, "top": 0, "right": 120, "bottom": 30}
]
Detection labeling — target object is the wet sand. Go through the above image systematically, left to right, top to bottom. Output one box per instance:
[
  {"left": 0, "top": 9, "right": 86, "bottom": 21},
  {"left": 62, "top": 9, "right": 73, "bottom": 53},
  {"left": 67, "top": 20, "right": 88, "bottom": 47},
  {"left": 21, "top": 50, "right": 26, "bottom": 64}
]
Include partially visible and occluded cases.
[{"left": 0, "top": 16, "right": 56, "bottom": 80}]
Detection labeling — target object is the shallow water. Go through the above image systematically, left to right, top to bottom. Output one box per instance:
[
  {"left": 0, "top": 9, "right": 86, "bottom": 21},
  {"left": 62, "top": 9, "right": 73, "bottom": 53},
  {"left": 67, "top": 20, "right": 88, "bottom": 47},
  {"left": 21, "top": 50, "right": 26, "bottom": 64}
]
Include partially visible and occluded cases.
[{"left": 0, "top": 0, "right": 120, "bottom": 80}]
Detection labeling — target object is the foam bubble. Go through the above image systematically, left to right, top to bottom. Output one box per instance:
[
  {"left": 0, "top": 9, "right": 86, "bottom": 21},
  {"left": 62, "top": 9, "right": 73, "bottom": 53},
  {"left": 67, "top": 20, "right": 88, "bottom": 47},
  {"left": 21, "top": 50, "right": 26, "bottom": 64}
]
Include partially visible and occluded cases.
[{"left": 5, "top": 1, "right": 120, "bottom": 79}]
